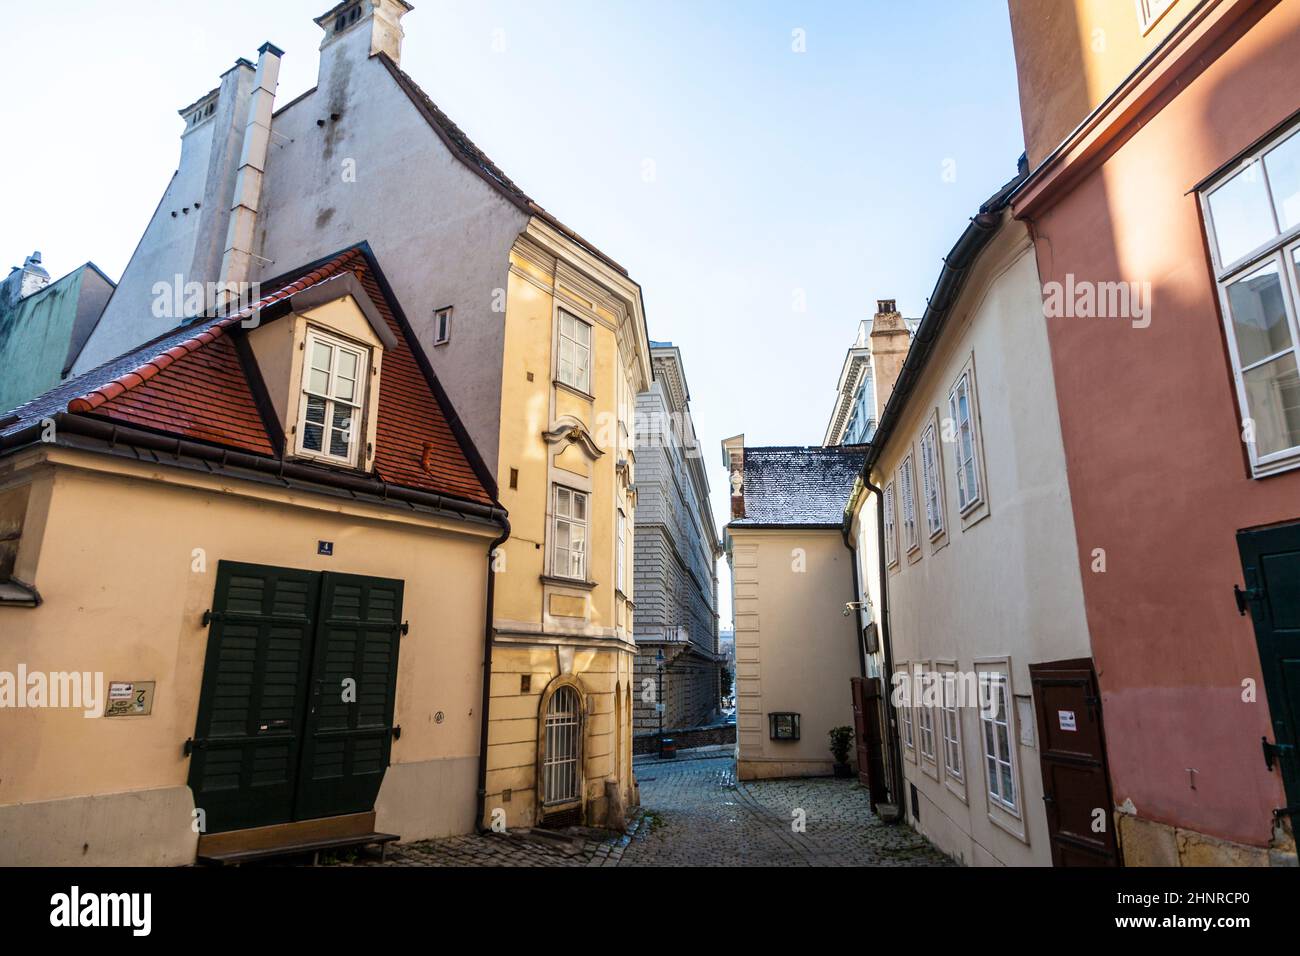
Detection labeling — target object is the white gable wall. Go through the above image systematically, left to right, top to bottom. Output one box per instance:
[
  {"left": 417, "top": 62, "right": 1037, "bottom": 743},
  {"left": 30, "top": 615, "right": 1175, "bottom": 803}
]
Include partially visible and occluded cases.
[
  {"left": 253, "top": 49, "right": 527, "bottom": 474},
  {"left": 75, "top": 63, "right": 256, "bottom": 374}
]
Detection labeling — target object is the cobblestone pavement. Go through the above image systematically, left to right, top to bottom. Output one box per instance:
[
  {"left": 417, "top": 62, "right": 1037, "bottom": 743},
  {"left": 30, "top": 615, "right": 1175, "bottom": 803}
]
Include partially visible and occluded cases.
[
  {"left": 326, "top": 749, "right": 950, "bottom": 867},
  {"left": 620, "top": 752, "right": 952, "bottom": 866}
]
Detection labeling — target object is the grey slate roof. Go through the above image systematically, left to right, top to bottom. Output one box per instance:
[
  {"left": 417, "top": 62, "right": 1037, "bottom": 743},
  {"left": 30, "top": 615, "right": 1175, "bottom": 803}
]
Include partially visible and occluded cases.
[{"left": 730, "top": 445, "right": 865, "bottom": 527}]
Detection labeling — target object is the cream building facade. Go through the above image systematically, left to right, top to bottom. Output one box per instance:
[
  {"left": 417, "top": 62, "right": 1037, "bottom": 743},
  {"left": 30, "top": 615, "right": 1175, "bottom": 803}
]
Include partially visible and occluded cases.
[
  {"left": 59, "top": 1, "right": 651, "bottom": 831},
  {"left": 847, "top": 172, "right": 1108, "bottom": 866},
  {"left": 0, "top": 249, "right": 507, "bottom": 865},
  {"left": 723, "top": 439, "right": 863, "bottom": 781}
]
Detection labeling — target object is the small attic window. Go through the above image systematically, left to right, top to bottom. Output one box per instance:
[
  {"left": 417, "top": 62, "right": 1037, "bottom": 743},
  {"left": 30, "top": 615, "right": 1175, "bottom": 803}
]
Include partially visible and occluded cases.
[
  {"left": 434, "top": 306, "right": 452, "bottom": 346},
  {"left": 297, "top": 328, "right": 370, "bottom": 467}
]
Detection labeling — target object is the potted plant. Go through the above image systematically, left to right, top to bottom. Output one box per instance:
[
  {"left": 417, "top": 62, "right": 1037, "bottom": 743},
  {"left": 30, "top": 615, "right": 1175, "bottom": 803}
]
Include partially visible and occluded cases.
[{"left": 828, "top": 726, "right": 854, "bottom": 778}]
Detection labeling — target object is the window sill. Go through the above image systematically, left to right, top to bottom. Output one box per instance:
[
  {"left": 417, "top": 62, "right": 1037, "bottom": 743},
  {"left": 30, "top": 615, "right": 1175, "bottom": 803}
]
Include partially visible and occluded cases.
[
  {"left": 553, "top": 379, "right": 595, "bottom": 403},
  {"left": 292, "top": 450, "right": 365, "bottom": 472},
  {"left": 1250, "top": 450, "right": 1300, "bottom": 480},
  {"left": 541, "top": 574, "right": 596, "bottom": 591},
  {"left": 0, "top": 578, "right": 41, "bottom": 607}
]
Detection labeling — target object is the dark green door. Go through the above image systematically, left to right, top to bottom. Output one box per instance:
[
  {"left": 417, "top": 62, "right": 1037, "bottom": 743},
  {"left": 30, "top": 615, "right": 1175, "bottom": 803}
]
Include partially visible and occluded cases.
[
  {"left": 1238, "top": 522, "right": 1300, "bottom": 809},
  {"left": 188, "top": 563, "right": 403, "bottom": 834},
  {"left": 188, "top": 563, "right": 320, "bottom": 833},
  {"left": 294, "top": 572, "right": 404, "bottom": 821}
]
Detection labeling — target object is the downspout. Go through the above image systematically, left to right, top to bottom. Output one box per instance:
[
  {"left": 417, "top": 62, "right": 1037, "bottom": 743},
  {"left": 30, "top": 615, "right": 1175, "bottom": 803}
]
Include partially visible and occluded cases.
[
  {"left": 863, "top": 472, "right": 904, "bottom": 812},
  {"left": 842, "top": 496, "right": 868, "bottom": 678},
  {"left": 475, "top": 517, "right": 511, "bottom": 834}
]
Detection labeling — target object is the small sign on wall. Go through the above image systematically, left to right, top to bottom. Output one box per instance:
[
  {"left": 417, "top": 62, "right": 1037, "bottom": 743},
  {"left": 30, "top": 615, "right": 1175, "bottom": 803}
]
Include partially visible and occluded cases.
[
  {"left": 318, "top": 541, "right": 334, "bottom": 556},
  {"left": 104, "top": 681, "right": 155, "bottom": 718},
  {"left": 1015, "top": 695, "right": 1035, "bottom": 748},
  {"left": 1058, "top": 709, "right": 1077, "bottom": 732}
]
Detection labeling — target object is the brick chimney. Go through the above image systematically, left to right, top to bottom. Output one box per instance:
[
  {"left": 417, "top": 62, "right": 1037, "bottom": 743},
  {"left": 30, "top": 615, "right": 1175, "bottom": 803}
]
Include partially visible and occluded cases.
[
  {"left": 316, "top": 0, "right": 413, "bottom": 85},
  {"left": 868, "top": 299, "right": 911, "bottom": 422}
]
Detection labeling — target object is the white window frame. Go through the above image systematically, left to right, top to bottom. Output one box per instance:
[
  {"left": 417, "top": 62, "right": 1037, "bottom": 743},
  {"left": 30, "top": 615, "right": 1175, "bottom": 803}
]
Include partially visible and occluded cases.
[
  {"left": 1200, "top": 120, "right": 1300, "bottom": 478},
  {"left": 433, "top": 306, "right": 452, "bottom": 346},
  {"left": 557, "top": 309, "right": 592, "bottom": 395},
  {"left": 296, "top": 327, "right": 368, "bottom": 467},
  {"left": 948, "top": 364, "right": 986, "bottom": 519},
  {"left": 919, "top": 419, "right": 946, "bottom": 540},
  {"left": 899, "top": 453, "right": 920, "bottom": 556},
  {"left": 883, "top": 480, "right": 899, "bottom": 568},
  {"left": 551, "top": 485, "right": 589, "bottom": 581},
  {"left": 616, "top": 508, "right": 626, "bottom": 594},
  {"left": 915, "top": 662, "right": 938, "bottom": 779},
  {"left": 937, "top": 662, "right": 966, "bottom": 800},
  {"left": 897, "top": 664, "right": 916, "bottom": 762},
  {"left": 977, "top": 666, "right": 1021, "bottom": 820}
]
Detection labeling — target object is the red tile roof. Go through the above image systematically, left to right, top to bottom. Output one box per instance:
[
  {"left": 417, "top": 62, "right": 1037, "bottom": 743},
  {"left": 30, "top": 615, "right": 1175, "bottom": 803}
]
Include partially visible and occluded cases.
[{"left": 60, "top": 248, "right": 493, "bottom": 506}]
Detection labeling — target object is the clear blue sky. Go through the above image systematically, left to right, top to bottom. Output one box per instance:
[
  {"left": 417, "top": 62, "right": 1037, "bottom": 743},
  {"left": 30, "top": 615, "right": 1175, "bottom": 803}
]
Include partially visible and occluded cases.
[{"left": 0, "top": 0, "right": 1026, "bottom": 626}]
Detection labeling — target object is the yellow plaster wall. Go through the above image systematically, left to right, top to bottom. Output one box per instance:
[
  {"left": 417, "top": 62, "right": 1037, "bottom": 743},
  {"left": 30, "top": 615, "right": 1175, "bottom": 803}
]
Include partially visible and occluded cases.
[{"left": 0, "top": 450, "right": 494, "bottom": 860}]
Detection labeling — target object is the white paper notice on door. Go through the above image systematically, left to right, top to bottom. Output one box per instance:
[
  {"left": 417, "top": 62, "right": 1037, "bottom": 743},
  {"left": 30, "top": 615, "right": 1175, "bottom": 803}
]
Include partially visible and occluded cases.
[{"left": 1058, "top": 709, "right": 1077, "bottom": 732}]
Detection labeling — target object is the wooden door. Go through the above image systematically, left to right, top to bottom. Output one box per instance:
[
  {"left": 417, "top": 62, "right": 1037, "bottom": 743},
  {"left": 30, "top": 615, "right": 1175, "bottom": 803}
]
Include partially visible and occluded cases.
[
  {"left": 1238, "top": 522, "right": 1300, "bottom": 808},
  {"left": 187, "top": 563, "right": 320, "bottom": 833},
  {"left": 189, "top": 564, "right": 403, "bottom": 834},
  {"left": 294, "top": 572, "right": 404, "bottom": 822},
  {"left": 1029, "top": 659, "right": 1121, "bottom": 866},
  {"left": 851, "top": 677, "right": 886, "bottom": 808}
]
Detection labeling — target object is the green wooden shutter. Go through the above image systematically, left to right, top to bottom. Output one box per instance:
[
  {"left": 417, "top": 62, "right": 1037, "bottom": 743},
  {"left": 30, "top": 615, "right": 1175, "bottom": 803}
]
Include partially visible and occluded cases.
[
  {"left": 1238, "top": 524, "right": 1300, "bottom": 808},
  {"left": 188, "top": 562, "right": 320, "bottom": 834},
  {"left": 293, "top": 572, "right": 404, "bottom": 822}
]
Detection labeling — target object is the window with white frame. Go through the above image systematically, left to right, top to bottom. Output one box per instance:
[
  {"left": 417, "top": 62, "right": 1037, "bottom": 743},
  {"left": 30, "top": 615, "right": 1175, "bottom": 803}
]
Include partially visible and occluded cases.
[
  {"left": 1201, "top": 122, "right": 1300, "bottom": 476},
  {"left": 433, "top": 306, "right": 452, "bottom": 346},
  {"left": 557, "top": 310, "right": 592, "bottom": 394},
  {"left": 298, "top": 328, "right": 367, "bottom": 466},
  {"left": 949, "top": 370, "right": 983, "bottom": 512},
  {"left": 919, "top": 421, "right": 944, "bottom": 538},
  {"left": 900, "top": 454, "right": 919, "bottom": 554},
  {"left": 883, "top": 480, "right": 898, "bottom": 567},
  {"left": 552, "top": 486, "right": 588, "bottom": 580},
  {"left": 616, "top": 509, "right": 626, "bottom": 593},
  {"left": 939, "top": 666, "right": 963, "bottom": 782},
  {"left": 897, "top": 667, "right": 915, "bottom": 756},
  {"left": 980, "top": 672, "right": 1018, "bottom": 813},
  {"left": 918, "top": 697, "right": 936, "bottom": 763}
]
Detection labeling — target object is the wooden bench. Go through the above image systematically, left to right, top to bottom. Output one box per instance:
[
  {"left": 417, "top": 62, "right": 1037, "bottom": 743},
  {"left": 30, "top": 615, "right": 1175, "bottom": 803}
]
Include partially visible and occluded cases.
[{"left": 196, "top": 811, "right": 399, "bottom": 866}]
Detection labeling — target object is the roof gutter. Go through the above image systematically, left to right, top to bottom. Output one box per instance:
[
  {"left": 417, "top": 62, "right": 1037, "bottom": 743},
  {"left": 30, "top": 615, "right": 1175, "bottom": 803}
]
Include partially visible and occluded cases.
[
  {"left": 861, "top": 161, "right": 1027, "bottom": 476},
  {"left": 1, "top": 413, "right": 507, "bottom": 529}
]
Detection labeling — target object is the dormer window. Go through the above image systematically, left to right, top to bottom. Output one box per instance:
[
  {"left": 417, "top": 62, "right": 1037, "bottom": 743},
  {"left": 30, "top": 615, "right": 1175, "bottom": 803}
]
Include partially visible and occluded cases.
[{"left": 297, "top": 328, "right": 369, "bottom": 466}]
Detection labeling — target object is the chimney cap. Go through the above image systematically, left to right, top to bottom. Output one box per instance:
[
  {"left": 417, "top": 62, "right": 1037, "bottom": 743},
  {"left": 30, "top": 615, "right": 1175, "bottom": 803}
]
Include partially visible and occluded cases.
[
  {"left": 314, "top": 0, "right": 413, "bottom": 29},
  {"left": 258, "top": 41, "right": 285, "bottom": 58},
  {"left": 22, "top": 251, "right": 49, "bottom": 278},
  {"left": 876, "top": 298, "right": 897, "bottom": 315}
]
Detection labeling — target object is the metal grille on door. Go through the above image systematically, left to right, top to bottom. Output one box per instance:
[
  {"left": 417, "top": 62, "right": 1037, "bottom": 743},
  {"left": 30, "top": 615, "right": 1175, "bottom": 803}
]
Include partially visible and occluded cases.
[{"left": 543, "top": 687, "right": 581, "bottom": 805}]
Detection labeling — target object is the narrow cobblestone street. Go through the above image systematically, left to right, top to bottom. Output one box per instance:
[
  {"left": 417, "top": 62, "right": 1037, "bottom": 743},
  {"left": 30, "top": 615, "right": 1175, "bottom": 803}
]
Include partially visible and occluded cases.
[{"left": 332, "top": 748, "right": 950, "bottom": 867}]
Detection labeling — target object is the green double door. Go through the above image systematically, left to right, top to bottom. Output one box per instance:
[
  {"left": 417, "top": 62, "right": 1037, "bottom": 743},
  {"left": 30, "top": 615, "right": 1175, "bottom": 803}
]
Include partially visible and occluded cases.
[
  {"left": 1238, "top": 523, "right": 1300, "bottom": 810},
  {"left": 187, "top": 562, "right": 404, "bottom": 834}
]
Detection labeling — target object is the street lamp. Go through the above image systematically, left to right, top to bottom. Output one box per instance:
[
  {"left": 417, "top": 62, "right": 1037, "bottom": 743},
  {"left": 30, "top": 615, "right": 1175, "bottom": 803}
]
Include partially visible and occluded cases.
[{"left": 655, "top": 648, "right": 665, "bottom": 756}]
